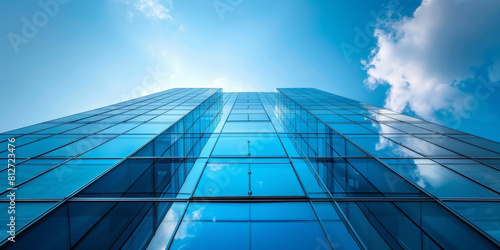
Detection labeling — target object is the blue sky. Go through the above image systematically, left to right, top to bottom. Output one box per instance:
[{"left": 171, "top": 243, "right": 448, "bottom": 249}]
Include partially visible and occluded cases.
[{"left": 1, "top": 0, "right": 500, "bottom": 142}]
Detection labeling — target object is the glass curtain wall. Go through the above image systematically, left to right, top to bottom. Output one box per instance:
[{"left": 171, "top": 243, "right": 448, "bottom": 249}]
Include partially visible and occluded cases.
[{"left": 1, "top": 88, "right": 499, "bottom": 249}]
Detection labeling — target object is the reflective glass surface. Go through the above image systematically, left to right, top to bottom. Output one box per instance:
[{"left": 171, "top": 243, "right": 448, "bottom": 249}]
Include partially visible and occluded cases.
[{"left": 2, "top": 88, "right": 499, "bottom": 249}]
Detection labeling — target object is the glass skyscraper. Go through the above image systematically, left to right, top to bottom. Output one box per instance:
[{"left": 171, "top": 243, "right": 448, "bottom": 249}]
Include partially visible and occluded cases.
[{"left": 1, "top": 88, "right": 499, "bottom": 249}]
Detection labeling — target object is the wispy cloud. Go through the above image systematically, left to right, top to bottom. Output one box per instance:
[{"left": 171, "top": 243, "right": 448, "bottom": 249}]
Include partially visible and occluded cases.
[
  {"left": 134, "top": 0, "right": 173, "bottom": 21},
  {"left": 363, "top": 0, "right": 500, "bottom": 122}
]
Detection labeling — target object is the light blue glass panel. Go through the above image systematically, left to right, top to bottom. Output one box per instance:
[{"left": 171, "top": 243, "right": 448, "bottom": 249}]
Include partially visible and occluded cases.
[
  {"left": 231, "top": 109, "right": 265, "bottom": 114},
  {"left": 148, "top": 114, "right": 183, "bottom": 123},
  {"left": 227, "top": 114, "right": 249, "bottom": 121},
  {"left": 248, "top": 114, "right": 269, "bottom": 121},
  {"left": 342, "top": 114, "right": 373, "bottom": 123},
  {"left": 127, "top": 115, "right": 156, "bottom": 122},
  {"left": 316, "top": 115, "right": 350, "bottom": 123},
  {"left": 222, "top": 121, "right": 275, "bottom": 133},
  {"left": 2, "top": 123, "right": 57, "bottom": 134},
  {"left": 63, "top": 123, "right": 114, "bottom": 134},
  {"left": 97, "top": 123, "right": 139, "bottom": 134},
  {"left": 126, "top": 123, "right": 171, "bottom": 134},
  {"left": 360, "top": 123, "right": 405, "bottom": 134},
  {"left": 385, "top": 123, "right": 432, "bottom": 134},
  {"left": 34, "top": 124, "right": 84, "bottom": 134},
  {"left": 328, "top": 124, "right": 376, "bottom": 134},
  {"left": 211, "top": 134, "right": 286, "bottom": 157},
  {"left": 419, "top": 134, "right": 500, "bottom": 158},
  {"left": 448, "top": 134, "right": 500, "bottom": 153},
  {"left": 0, "top": 135, "right": 49, "bottom": 155},
  {"left": 14, "top": 135, "right": 86, "bottom": 158},
  {"left": 79, "top": 135, "right": 152, "bottom": 158},
  {"left": 249, "top": 135, "right": 286, "bottom": 156},
  {"left": 348, "top": 135, "right": 422, "bottom": 158},
  {"left": 386, "top": 135, "right": 461, "bottom": 157},
  {"left": 42, "top": 136, "right": 112, "bottom": 158},
  {"left": 0, "top": 159, "right": 66, "bottom": 191},
  {"left": 16, "top": 159, "right": 118, "bottom": 199},
  {"left": 291, "top": 159, "right": 328, "bottom": 198},
  {"left": 389, "top": 162, "right": 499, "bottom": 198},
  {"left": 438, "top": 163, "right": 500, "bottom": 191},
  {"left": 194, "top": 164, "right": 248, "bottom": 197},
  {"left": 250, "top": 164, "right": 304, "bottom": 196},
  {"left": 0, "top": 202, "right": 56, "bottom": 241},
  {"left": 147, "top": 202, "right": 187, "bottom": 250},
  {"left": 251, "top": 202, "right": 316, "bottom": 221},
  {"left": 313, "top": 202, "right": 361, "bottom": 250},
  {"left": 170, "top": 203, "right": 249, "bottom": 249},
  {"left": 185, "top": 203, "right": 249, "bottom": 221},
  {"left": 251, "top": 221, "right": 328, "bottom": 249},
  {"left": 170, "top": 222, "right": 249, "bottom": 249}
]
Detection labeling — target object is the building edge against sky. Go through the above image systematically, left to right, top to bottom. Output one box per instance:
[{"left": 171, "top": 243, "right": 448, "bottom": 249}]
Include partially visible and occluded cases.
[{"left": 0, "top": 88, "right": 499, "bottom": 249}]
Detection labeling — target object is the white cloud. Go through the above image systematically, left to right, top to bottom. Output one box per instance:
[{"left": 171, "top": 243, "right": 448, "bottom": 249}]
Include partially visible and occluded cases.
[
  {"left": 134, "top": 0, "right": 173, "bottom": 21},
  {"left": 364, "top": 0, "right": 500, "bottom": 121},
  {"left": 127, "top": 11, "right": 135, "bottom": 23}
]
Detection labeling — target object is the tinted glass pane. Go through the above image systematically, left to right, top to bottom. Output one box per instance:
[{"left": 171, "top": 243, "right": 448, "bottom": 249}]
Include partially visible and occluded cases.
[
  {"left": 194, "top": 164, "right": 248, "bottom": 197},
  {"left": 250, "top": 164, "right": 304, "bottom": 196}
]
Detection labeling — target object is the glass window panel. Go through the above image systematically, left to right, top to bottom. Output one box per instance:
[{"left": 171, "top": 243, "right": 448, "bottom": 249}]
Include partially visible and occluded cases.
[
  {"left": 231, "top": 109, "right": 265, "bottom": 114},
  {"left": 97, "top": 114, "right": 137, "bottom": 123},
  {"left": 148, "top": 114, "right": 183, "bottom": 123},
  {"left": 227, "top": 114, "right": 248, "bottom": 121},
  {"left": 248, "top": 114, "right": 269, "bottom": 121},
  {"left": 341, "top": 114, "right": 373, "bottom": 123},
  {"left": 384, "top": 114, "right": 423, "bottom": 122},
  {"left": 127, "top": 115, "right": 156, "bottom": 122},
  {"left": 316, "top": 115, "right": 350, "bottom": 123},
  {"left": 222, "top": 121, "right": 274, "bottom": 133},
  {"left": 2, "top": 123, "right": 57, "bottom": 134},
  {"left": 63, "top": 123, "right": 114, "bottom": 134},
  {"left": 97, "top": 123, "right": 139, "bottom": 134},
  {"left": 126, "top": 123, "right": 170, "bottom": 134},
  {"left": 361, "top": 123, "right": 405, "bottom": 134},
  {"left": 385, "top": 123, "right": 433, "bottom": 134},
  {"left": 413, "top": 123, "right": 463, "bottom": 134},
  {"left": 34, "top": 124, "right": 85, "bottom": 134},
  {"left": 329, "top": 124, "right": 376, "bottom": 134},
  {"left": 212, "top": 134, "right": 286, "bottom": 157},
  {"left": 449, "top": 134, "right": 500, "bottom": 153},
  {"left": 13, "top": 135, "right": 86, "bottom": 158},
  {"left": 42, "top": 135, "right": 113, "bottom": 158},
  {"left": 79, "top": 135, "right": 153, "bottom": 158},
  {"left": 348, "top": 135, "right": 422, "bottom": 158},
  {"left": 386, "top": 135, "right": 461, "bottom": 157},
  {"left": 418, "top": 135, "right": 500, "bottom": 158},
  {"left": 0, "top": 159, "right": 66, "bottom": 191},
  {"left": 16, "top": 159, "right": 118, "bottom": 199},
  {"left": 389, "top": 162, "right": 498, "bottom": 197},
  {"left": 194, "top": 164, "right": 248, "bottom": 197},
  {"left": 250, "top": 164, "right": 304, "bottom": 196},
  {"left": 446, "top": 201, "right": 500, "bottom": 242},
  {"left": 0, "top": 202, "right": 56, "bottom": 240},
  {"left": 147, "top": 202, "right": 187, "bottom": 249},
  {"left": 251, "top": 202, "right": 316, "bottom": 221},
  {"left": 313, "top": 202, "right": 361, "bottom": 250},
  {"left": 184, "top": 203, "right": 249, "bottom": 221},
  {"left": 170, "top": 204, "right": 249, "bottom": 249},
  {"left": 251, "top": 221, "right": 328, "bottom": 249}
]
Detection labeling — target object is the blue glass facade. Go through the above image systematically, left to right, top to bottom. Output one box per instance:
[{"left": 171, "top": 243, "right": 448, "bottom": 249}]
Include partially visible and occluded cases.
[{"left": 1, "top": 88, "right": 499, "bottom": 249}]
